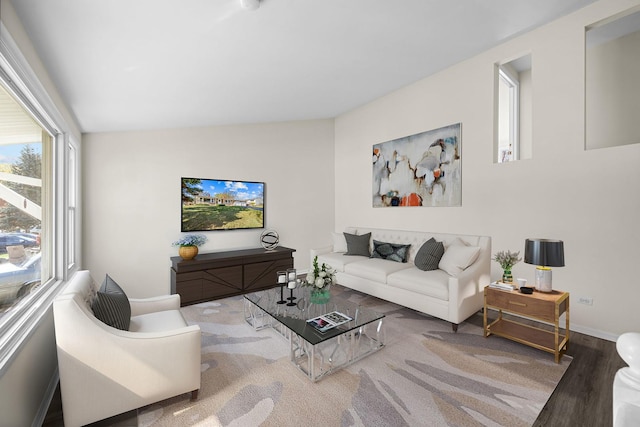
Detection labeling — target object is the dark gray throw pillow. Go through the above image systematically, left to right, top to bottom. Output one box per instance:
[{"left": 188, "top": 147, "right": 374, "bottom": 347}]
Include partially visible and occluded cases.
[
  {"left": 344, "top": 232, "right": 371, "bottom": 257},
  {"left": 414, "top": 238, "right": 445, "bottom": 271},
  {"left": 371, "top": 240, "right": 411, "bottom": 263},
  {"left": 91, "top": 274, "right": 131, "bottom": 330}
]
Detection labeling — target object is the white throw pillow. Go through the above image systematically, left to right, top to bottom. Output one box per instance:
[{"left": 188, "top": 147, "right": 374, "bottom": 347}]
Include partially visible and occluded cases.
[
  {"left": 332, "top": 232, "right": 348, "bottom": 253},
  {"left": 444, "top": 237, "right": 467, "bottom": 249},
  {"left": 439, "top": 245, "right": 481, "bottom": 276}
]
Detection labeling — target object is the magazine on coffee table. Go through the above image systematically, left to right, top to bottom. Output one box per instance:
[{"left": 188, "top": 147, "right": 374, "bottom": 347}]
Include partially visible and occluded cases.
[{"left": 307, "top": 311, "right": 353, "bottom": 333}]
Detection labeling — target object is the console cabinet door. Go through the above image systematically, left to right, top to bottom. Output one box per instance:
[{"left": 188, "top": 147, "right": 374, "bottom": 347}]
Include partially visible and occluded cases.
[
  {"left": 244, "top": 258, "right": 294, "bottom": 292},
  {"left": 202, "top": 266, "right": 243, "bottom": 300},
  {"left": 173, "top": 271, "right": 203, "bottom": 305}
]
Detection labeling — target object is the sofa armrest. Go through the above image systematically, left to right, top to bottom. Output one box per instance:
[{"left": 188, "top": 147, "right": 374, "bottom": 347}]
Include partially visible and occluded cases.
[
  {"left": 447, "top": 255, "right": 490, "bottom": 324},
  {"left": 129, "top": 294, "right": 181, "bottom": 316},
  {"left": 74, "top": 322, "right": 202, "bottom": 389}
]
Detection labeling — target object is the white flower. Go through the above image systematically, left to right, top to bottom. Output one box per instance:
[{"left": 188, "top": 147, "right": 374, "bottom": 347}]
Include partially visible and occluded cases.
[{"left": 303, "top": 256, "right": 336, "bottom": 290}]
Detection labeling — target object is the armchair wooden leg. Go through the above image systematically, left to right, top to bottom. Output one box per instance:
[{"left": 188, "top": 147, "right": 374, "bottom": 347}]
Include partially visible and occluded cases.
[
  {"left": 452, "top": 323, "right": 458, "bottom": 333},
  {"left": 191, "top": 389, "right": 199, "bottom": 401}
]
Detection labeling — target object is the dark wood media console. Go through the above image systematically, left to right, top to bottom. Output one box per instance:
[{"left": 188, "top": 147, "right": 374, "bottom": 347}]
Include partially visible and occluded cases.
[{"left": 170, "top": 246, "right": 295, "bottom": 306}]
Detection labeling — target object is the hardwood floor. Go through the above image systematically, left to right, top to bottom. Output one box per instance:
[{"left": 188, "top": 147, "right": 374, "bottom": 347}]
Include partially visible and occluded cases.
[
  {"left": 467, "top": 313, "right": 626, "bottom": 427},
  {"left": 43, "top": 317, "right": 625, "bottom": 426},
  {"left": 533, "top": 331, "right": 625, "bottom": 427}
]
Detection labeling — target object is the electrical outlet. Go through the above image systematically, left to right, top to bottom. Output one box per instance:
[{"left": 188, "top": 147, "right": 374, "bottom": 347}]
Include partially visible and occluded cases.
[{"left": 577, "top": 296, "right": 594, "bottom": 306}]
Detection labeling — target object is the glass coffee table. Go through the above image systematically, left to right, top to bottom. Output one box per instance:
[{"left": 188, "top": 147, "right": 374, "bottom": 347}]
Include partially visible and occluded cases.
[{"left": 244, "top": 285, "right": 385, "bottom": 382}]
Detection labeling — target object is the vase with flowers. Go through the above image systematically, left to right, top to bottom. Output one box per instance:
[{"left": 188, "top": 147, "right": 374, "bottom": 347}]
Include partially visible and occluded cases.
[
  {"left": 172, "top": 234, "right": 207, "bottom": 260},
  {"left": 492, "top": 250, "right": 522, "bottom": 283},
  {"left": 303, "top": 256, "right": 336, "bottom": 304}
]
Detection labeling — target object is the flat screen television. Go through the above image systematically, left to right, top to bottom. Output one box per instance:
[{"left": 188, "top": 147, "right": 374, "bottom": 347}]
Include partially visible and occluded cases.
[{"left": 181, "top": 177, "right": 265, "bottom": 232}]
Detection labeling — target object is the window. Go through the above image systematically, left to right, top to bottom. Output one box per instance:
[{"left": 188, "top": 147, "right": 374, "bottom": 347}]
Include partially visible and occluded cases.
[
  {"left": 585, "top": 8, "right": 640, "bottom": 150},
  {"left": 0, "top": 28, "right": 79, "bottom": 370},
  {"left": 495, "top": 54, "right": 532, "bottom": 163},
  {"left": 497, "top": 67, "right": 519, "bottom": 162},
  {"left": 0, "top": 83, "right": 52, "bottom": 319},
  {"left": 67, "top": 142, "right": 77, "bottom": 269}
]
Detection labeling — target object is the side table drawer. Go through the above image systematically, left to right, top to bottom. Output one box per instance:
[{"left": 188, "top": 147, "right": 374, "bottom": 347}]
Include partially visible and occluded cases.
[{"left": 486, "top": 289, "right": 555, "bottom": 323}]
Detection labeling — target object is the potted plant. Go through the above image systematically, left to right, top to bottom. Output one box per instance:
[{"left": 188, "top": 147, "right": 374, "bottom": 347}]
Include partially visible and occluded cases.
[
  {"left": 173, "top": 234, "right": 207, "bottom": 260},
  {"left": 492, "top": 250, "right": 522, "bottom": 283},
  {"left": 302, "top": 256, "right": 336, "bottom": 304}
]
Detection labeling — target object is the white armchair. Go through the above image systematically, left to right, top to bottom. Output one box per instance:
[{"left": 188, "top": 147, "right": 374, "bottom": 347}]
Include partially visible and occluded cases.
[
  {"left": 53, "top": 270, "right": 201, "bottom": 427},
  {"left": 614, "top": 332, "right": 640, "bottom": 427}
]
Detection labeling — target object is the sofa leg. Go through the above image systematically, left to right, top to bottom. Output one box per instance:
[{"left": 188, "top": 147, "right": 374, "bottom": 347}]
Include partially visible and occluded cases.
[
  {"left": 452, "top": 323, "right": 458, "bottom": 333},
  {"left": 191, "top": 389, "right": 199, "bottom": 401}
]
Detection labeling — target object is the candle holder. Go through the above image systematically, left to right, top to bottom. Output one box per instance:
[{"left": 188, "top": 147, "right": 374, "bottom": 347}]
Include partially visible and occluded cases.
[
  {"left": 287, "top": 268, "right": 297, "bottom": 282},
  {"left": 276, "top": 271, "right": 287, "bottom": 304},
  {"left": 286, "top": 272, "right": 297, "bottom": 306},
  {"left": 286, "top": 287, "right": 297, "bottom": 306}
]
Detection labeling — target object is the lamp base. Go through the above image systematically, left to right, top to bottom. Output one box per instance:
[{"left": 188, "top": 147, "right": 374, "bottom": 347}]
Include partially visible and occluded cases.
[{"left": 535, "top": 267, "right": 553, "bottom": 292}]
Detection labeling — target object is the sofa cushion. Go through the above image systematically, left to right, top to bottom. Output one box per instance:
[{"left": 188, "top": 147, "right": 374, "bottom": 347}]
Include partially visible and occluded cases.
[
  {"left": 344, "top": 232, "right": 371, "bottom": 257},
  {"left": 414, "top": 238, "right": 445, "bottom": 271},
  {"left": 371, "top": 240, "right": 410, "bottom": 263},
  {"left": 439, "top": 243, "right": 480, "bottom": 276},
  {"left": 316, "top": 252, "right": 365, "bottom": 272},
  {"left": 344, "top": 258, "right": 412, "bottom": 283},
  {"left": 387, "top": 268, "right": 450, "bottom": 301},
  {"left": 91, "top": 274, "right": 131, "bottom": 330},
  {"left": 129, "top": 309, "right": 189, "bottom": 333}
]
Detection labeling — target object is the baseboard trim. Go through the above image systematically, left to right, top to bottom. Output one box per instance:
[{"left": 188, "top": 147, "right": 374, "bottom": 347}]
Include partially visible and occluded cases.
[
  {"left": 481, "top": 306, "right": 620, "bottom": 343},
  {"left": 571, "top": 323, "right": 619, "bottom": 342},
  {"left": 32, "top": 367, "right": 59, "bottom": 427}
]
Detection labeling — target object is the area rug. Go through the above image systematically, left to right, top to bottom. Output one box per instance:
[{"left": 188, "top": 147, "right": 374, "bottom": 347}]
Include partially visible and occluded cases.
[{"left": 138, "top": 286, "right": 571, "bottom": 427}]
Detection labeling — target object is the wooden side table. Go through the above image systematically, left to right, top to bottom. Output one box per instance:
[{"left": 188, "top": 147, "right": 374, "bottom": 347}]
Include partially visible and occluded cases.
[{"left": 483, "top": 286, "right": 570, "bottom": 363}]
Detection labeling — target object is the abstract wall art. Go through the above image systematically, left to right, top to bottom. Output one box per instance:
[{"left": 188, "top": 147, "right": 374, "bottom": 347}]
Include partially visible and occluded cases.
[{"left": 373, "top": 123, "right": 461, "bottom": 207}]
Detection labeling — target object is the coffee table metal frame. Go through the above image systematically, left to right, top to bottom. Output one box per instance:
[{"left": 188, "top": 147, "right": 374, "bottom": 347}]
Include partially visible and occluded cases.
[{"left": 244, "top": 286, "right": 385, "bottom": 382}]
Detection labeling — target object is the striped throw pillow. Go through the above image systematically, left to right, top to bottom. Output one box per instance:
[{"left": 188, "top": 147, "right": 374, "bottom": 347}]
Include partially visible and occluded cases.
[
  {"left": 414, "top": 238, "right": 445, "bottom": 271},
  {"left": 91, "top": 274, "right": 131, "bottom": 330}
]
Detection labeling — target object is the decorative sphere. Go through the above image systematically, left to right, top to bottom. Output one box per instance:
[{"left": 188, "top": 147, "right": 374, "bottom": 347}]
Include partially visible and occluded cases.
[{"left": 260, "top": 229, "right": 279, "bottom": 250}]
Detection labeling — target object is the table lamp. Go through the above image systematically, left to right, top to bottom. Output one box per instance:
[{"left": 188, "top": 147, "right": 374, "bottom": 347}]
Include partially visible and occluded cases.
[{"left": 524, "top": 238, "right": 565, "bottom": 292}]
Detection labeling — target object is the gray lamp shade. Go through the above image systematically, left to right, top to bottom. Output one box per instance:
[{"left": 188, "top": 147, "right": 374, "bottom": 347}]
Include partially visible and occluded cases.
[{"left": 524, "top": 239, "right": 565, "bottom": 267}]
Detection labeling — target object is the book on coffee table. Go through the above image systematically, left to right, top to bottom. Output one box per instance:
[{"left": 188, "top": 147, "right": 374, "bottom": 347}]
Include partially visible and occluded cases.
[{"left": 307, "top": 311, "right": 353, "bottom": 333}]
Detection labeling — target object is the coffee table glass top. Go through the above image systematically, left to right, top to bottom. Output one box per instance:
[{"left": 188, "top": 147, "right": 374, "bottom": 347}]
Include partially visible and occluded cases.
[{"left": 244, "top": 286, "right": 384, "bottom": 345}]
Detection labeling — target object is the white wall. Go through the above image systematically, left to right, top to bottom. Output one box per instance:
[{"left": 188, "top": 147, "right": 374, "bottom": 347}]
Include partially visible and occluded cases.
[
  {"left": 334, "top": 0, "right": 640, "bottom": 339},
  {"left": 83, "top": 120, "right": 335, "bottom": 297},
  {"left": 0, "top": 310, "right": 58, "bottom": 427}
]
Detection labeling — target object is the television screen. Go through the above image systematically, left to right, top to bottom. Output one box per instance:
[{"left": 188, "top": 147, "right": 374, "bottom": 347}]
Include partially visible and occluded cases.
[{"left": 181, "top": 178, "right": 265, "bottom": 231}]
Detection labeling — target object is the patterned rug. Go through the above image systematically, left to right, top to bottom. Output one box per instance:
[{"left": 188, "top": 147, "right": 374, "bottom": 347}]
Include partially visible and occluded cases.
[{"left": 138, "top": 286, "right": 571, "bottom": 427}]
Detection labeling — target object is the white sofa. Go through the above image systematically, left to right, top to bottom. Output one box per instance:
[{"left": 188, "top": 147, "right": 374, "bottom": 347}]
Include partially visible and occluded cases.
[
  {"left": 312, "top": 227, "right": 491, "bottom": 331},
  {"left": 53, "top": 270, "right": 201, "bottom": 427}
]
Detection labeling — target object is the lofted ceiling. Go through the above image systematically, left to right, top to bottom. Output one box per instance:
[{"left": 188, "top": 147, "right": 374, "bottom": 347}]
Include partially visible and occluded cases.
[{"left": 11, "top": 0, "right": 598, "bottom": 133}]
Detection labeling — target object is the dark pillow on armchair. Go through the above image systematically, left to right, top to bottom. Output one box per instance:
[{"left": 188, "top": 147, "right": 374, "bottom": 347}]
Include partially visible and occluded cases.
[
  {"left": 344, "top": 232, "right": 371, "bottom": 257},
  {"left": 414, "top": 238, "right": 445, "bottom": 271},
  {"left": 371, "top": 240, "right": 411, "bottom": 263},
  {"left": 91, "top": 274, "right": 131, "bottom": 330}
]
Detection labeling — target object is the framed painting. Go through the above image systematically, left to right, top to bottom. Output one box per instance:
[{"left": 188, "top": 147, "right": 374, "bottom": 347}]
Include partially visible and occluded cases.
[{"left": 373, "top": 123, "right": 461, "bottom": 207}]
